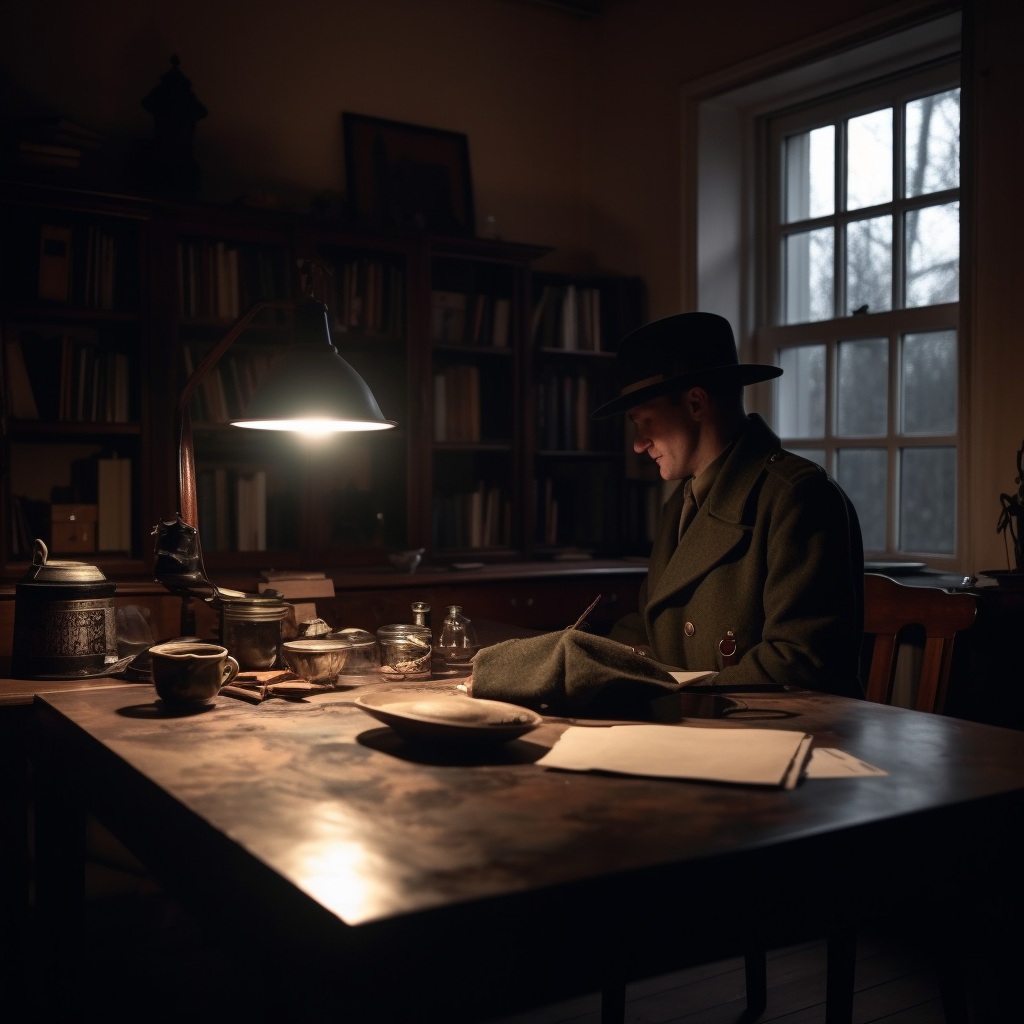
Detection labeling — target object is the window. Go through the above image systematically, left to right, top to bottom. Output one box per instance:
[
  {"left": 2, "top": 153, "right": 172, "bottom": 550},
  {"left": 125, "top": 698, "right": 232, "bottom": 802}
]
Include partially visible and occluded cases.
[{"left": 759, "top": 60, "right": 960, "bottom": 559}]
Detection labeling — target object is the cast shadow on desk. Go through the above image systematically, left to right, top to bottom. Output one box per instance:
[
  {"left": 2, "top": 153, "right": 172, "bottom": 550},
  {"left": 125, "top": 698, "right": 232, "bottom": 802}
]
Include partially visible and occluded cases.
[
  {"left": 355, "top": 692, "right": 799, "bottom": 767},
  {"left": 117, "top": 700, "right": 217, "bottom": 719},
  {"left": 356, "top": 726, "right": 550, "bottom": 767}
]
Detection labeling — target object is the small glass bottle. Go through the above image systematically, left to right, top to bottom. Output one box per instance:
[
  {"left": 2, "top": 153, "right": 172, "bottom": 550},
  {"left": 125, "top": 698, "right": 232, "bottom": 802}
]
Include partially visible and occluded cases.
[
  {"left": 411, "top": 601, "right": 431, "bottom": 630},
  {"left": 437, "top": 605, "right": 477, "bottom": 665}
]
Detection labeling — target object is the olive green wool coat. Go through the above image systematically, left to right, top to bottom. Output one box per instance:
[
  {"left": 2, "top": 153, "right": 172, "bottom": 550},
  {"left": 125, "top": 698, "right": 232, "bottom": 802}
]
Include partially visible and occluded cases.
[{"left": 609, "top": 415, "right": 865, "bottom": 699}]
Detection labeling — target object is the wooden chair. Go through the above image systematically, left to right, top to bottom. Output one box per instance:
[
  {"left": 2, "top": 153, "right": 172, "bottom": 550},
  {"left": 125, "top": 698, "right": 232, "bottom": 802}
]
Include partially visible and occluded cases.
[
  {"left": 861, "top": 572, "right": 977, "bottom": 714},
  {"left": 824, "top": 573, "right": 977, "bottom": 1024},
  {"left": 601, "top": 574, "right": 978, "bottom": 1024}
]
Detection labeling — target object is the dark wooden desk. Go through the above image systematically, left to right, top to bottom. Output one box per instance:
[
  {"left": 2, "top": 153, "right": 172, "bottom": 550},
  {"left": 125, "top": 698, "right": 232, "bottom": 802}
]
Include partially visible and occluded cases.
[{"left": 28, "top": 679, "right": 1024, "bottom": 1021}]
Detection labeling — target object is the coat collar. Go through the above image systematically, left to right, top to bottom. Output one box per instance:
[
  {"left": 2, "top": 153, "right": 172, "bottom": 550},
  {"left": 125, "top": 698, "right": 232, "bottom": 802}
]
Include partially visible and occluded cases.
[{"left": 646, "top": 414, "right": 781, "bottom": 606}]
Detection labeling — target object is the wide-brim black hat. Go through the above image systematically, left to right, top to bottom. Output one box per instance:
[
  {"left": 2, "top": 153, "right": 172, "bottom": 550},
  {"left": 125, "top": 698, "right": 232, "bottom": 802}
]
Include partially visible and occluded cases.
[{"left": 591, "top": 311, "right": 782, "bottom": 418}]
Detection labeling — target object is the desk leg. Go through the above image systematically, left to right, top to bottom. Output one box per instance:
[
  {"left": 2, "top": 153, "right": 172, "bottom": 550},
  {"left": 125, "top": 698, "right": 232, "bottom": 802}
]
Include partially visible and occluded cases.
[
  {"left": 0, "top": 706, "right": 32, "bottom": 1004},
  {"left": 31, "top": 722, "right": 87, "bottom": 1011},
  {"left": 824, "top": 925, "right": 856, "bottom": 1024}
]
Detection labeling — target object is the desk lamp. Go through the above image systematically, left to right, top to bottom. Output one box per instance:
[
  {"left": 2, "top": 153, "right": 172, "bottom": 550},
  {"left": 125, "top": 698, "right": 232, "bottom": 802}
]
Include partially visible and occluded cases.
[{"left": 153, "top": 286, "right": 396, "bottom": 610}]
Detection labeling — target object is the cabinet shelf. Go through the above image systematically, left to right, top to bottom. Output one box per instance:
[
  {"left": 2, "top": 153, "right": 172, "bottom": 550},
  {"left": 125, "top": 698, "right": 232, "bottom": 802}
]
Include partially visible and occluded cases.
[
  {"left": 2, "top": 180, "right": 654, "bottom": 577},
  {"left": 6, "top": 419, "right": 141, "bottom": 438}
]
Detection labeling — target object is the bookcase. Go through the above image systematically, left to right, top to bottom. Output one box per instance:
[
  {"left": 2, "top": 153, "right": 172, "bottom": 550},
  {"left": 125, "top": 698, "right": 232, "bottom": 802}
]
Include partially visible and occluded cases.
[
  {"left": 0, "top": 180, "right": 654, "bottom": 580},
  {"left": 0, "top": 183, "right": 155, "bottom": 572},
  {"left": 529, "top": 272, "right": 659, "bottom": 557}
]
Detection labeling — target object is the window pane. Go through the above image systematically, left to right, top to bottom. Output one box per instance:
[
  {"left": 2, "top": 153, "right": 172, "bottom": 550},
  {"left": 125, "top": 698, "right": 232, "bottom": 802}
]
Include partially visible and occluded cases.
[
  {"left": 906, "top": 89, "right": 960, "bottom": 197},
  {"left": 846, "top": 108, "right": 892, "bottom": 211},
  {"left": 784, "top": 125, "right": 835, "bottom": 222},
  {"left": 905, "top": 202, "right": 959, "bottom": 307},
  {"left": 846, "top": 215, "right": 892, "bottom": 314},
  {"left": 784, "top": 228, "right": 833, "bottom": 323},
  {"left": 901, "top": 330, "right": 957, "bottom": 435},
  {"left": 837, "top": 338, "right": 888, "bottom": 436},
  {"left": 777, "top": 345, "right": 825, "bottom": 438},
  {"left": 899, "top": 447, "right": 956, "bottom": 553},
  {"left": 789, "top": 448, "right": 826, "bottom": 469},
  {"left": 837, "top": 448, "right": 887, "bottom": 551}
]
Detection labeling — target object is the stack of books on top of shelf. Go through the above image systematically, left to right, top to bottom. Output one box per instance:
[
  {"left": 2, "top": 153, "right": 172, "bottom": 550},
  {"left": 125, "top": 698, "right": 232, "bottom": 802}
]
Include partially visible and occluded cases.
[
  {"left": 532, "top": 283, "right": 603, "bottom": 351},
  {"left": 431, "top": 291, "right": 511, "bottom": 347},
  {"left": 5, "top": 328, "right": 129, "bottom": 423},
  {"left": 433, "top": 365, "right": 480, "bottom": 442}
]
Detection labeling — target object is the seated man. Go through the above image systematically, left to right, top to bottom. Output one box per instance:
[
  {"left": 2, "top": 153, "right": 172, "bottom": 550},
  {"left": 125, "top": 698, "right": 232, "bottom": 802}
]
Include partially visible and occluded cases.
[{"left": 593, "top": 312, "right": 864, "bottom": 698}]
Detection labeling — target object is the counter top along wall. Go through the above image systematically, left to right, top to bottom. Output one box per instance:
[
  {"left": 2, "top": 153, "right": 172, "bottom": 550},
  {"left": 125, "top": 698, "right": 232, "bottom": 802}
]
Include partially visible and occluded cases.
[{"left": 0, "top": 559, "right": 650, "bottom": 669}]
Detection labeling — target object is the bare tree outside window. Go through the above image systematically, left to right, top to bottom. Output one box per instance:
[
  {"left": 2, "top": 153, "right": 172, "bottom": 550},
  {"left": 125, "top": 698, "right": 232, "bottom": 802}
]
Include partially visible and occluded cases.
[{"left": 764, "top": 66, "right": 960, "bottom": 561}]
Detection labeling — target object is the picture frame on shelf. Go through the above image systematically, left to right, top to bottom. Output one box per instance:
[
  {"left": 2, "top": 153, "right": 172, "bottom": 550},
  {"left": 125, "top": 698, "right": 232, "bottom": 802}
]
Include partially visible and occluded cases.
[{"left": 343, "top": 113, "right": 475, "bottom": 237}]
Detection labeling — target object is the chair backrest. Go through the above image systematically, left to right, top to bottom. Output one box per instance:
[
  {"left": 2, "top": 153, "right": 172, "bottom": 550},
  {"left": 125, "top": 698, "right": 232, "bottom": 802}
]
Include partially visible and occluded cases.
[{"left": 863, "top": 573, "right": 977, "bottom": 713}]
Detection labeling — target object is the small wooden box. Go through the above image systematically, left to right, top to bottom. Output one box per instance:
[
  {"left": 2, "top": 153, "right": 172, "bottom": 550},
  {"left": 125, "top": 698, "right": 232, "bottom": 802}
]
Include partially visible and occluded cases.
[{"left": 50, "top": 504, "right": 98, "bottom": 553}]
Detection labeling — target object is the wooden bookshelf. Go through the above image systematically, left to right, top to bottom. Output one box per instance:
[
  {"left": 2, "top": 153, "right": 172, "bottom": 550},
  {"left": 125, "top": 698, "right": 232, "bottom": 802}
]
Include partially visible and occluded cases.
[{"left": 0, "top": 180, "right": 651, "bottom": 579}]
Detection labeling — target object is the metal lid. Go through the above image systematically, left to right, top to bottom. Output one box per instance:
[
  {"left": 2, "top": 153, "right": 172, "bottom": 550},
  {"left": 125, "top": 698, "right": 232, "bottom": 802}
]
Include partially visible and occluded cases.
[
  {"left": 23, "top": 538, "right": 108, "bottom": 584},
  {"left": 330, "top": 627, "right": 377, "bottom": 649}
]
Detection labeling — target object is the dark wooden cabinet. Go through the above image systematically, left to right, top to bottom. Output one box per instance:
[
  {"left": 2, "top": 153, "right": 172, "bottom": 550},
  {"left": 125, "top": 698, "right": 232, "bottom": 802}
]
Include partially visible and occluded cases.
[{"left": 1, "top": 180, "right": 655, "bottom": 582}]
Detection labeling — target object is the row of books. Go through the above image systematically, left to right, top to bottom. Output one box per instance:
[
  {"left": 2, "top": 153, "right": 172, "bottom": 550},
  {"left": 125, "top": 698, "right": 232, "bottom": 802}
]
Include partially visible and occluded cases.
[
  {"left": 1, "top": 116, "right": 104, "bottom": 174},
  {"left": 35, "top": 222, "right": 122, "bottom": 308},
  {"left": 177, "top": 240, "right": 286, "bottom": 320},
  {"left": 321, "top": 258, "right": 406, "bottom": 337},
  {"left": 532, "top": 283, "right": 604, "bottom": 351},
  {"left": 431, "top": 290, "right": 511, "bottom": 347},
  {"left": 5, "top": 328, "right": 130, "bottom": 423},
  {"left": 182, "top": 346, "right": 273, "bottom": 423},
  {"left": 433, "top": 365, "right": 481, "bottom": 443},
  {"left": 537, "top": 372, "right": 593, "bottom": 452},
  {"left": 97, "top": 455, "right": 132, "bottom": 552},
  {"left": 197, "top": 468, "right": 268, "bottom": 552},
  {"left": 537, "top": 474, "right": 661, "bottom": 550},
  {"left": 433, "top": 483, "right": 510, "bottom": 549}
]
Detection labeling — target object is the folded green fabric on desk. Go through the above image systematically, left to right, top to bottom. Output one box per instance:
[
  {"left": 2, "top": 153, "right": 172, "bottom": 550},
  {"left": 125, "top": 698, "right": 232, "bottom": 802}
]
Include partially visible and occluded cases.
[{"left": 471, "top": 631, "right": 678, "bottom": 716}]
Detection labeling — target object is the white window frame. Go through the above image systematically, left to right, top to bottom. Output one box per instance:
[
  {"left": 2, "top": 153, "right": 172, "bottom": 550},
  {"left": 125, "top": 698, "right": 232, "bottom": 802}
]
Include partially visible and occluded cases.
[
  {"left": 686, "top": 7, "right": 964, "bottom": 571},
  {"left": 761, "top": 58, "right": 961, "bottom": 561}
]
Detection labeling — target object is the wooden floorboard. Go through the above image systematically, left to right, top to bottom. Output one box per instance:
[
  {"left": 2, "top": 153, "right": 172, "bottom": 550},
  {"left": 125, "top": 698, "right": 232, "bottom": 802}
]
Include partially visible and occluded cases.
[{"left": 481, "top": 928, "right": 946, "bottom": 1024}]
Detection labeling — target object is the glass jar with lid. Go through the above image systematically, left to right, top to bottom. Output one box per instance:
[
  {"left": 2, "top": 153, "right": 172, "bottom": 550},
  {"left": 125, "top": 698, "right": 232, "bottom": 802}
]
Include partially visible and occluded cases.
[
  {"left": 218, "top": 594, "right": 289, "bottom": 670},
  {"left": 376, "top": 623, "right": 432, "bottom": 680},
  {"left": 330, "top": 628, "right": 382, "bottom": 679}
]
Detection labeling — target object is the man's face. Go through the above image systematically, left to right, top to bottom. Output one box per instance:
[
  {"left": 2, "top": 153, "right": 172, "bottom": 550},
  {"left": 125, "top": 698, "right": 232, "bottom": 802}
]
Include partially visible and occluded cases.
[{"left": 628, "top": 394, "right": 699, "bottom": 481}]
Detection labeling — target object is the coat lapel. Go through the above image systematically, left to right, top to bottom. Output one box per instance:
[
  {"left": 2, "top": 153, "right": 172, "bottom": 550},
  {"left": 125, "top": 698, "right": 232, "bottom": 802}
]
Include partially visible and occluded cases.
[{"left": 646, "top": 415, "right": 780, "bottom": 609}]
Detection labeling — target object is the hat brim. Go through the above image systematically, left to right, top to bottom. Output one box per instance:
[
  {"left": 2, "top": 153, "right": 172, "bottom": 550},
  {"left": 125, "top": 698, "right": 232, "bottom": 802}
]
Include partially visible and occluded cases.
[{"left": 591, "top": 363, "right": 783, "bottom": 419}]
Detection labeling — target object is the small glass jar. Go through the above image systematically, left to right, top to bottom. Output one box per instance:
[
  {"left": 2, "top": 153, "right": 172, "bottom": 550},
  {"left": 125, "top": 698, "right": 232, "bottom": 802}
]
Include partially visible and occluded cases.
[
  {"left": 219, "top": 595, "right": 289, "bottom": 670},
  {"left": 376, "top": 623, "right": 432, "bottom": 681},
  {"left": 330, "top": 628, "right": 382, "bottom": 678}
]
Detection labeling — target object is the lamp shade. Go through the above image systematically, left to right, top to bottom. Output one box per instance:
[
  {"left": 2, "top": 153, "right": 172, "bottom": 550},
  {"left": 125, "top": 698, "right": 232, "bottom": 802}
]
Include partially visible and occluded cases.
[{"left": 231, "top": 298, "right": 396, "bottom": 433}]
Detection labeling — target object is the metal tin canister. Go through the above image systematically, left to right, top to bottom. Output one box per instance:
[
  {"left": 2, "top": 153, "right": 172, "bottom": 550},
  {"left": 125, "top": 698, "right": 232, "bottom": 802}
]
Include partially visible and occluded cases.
[
  {"left": 11, "top": 539, "right": 116, "bottom": 678},
  {"left": 218, "top": 594, "right": 289, "bottom": 670}
]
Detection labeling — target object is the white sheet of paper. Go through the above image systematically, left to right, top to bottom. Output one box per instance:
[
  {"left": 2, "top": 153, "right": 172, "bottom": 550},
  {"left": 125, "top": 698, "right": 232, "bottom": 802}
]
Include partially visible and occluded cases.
[
  {"left": 670, "top": 670, "right": 716, "bottom": 686},
  {"left": 536, "top": 724, "right": 812, "bottom": 788},
  {"left": 805, "top": 747, "right": 888, "bottom": 778}
]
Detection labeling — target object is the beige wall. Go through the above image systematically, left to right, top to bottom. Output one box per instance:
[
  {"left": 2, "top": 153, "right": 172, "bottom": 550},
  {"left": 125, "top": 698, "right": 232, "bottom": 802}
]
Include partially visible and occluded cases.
[{"left": 2, "top": 0, "right": 1020, "bottom": 573}]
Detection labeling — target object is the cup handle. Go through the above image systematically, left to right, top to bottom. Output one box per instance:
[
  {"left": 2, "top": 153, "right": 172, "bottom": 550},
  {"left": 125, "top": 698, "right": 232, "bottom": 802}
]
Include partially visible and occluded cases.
[{"left": 220, "top": 655, "right": 240, "bottom": 689}]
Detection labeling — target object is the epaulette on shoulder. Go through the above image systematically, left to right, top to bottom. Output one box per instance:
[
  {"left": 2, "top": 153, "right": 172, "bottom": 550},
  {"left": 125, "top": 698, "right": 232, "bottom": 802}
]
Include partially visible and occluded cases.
[{"left": 764, "top": 448, "right": 826, "bottom": 486}]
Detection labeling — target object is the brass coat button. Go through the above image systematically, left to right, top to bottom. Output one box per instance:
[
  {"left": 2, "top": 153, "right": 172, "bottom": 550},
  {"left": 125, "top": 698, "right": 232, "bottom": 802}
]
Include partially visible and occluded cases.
[{"left": 684, "top": 621, "right": 695, "bottom": 637}]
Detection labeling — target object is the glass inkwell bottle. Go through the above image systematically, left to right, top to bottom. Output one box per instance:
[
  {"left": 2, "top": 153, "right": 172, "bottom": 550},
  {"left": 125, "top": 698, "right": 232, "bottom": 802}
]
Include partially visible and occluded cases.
[{"left": 437, "top": 605, "right": 477, "bottom": 666}]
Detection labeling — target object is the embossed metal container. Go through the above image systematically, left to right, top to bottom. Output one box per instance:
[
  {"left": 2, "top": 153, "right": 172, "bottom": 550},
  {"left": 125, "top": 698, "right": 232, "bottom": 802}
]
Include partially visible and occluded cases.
[{"left": 11, "top": 539, "right": 117, "bottom": 679}]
